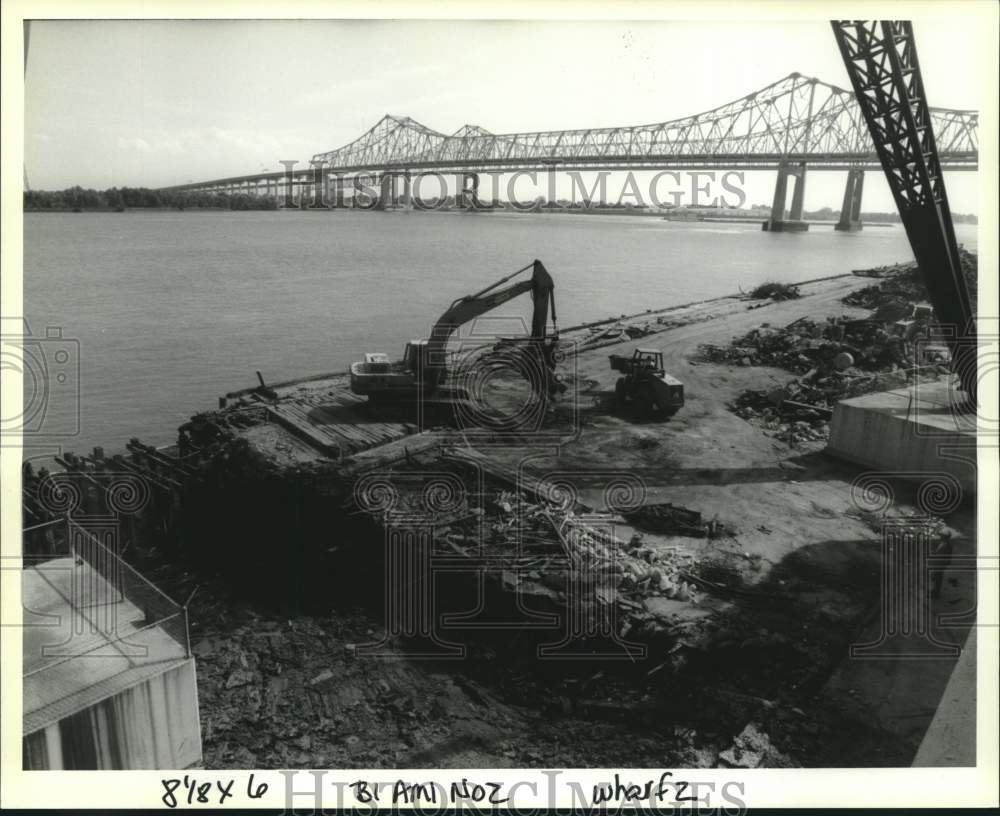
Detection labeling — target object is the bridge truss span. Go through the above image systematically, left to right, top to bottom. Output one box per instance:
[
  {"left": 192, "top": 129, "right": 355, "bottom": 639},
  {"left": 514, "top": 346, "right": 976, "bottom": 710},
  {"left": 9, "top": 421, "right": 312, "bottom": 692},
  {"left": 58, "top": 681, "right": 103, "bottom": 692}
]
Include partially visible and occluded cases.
[{"left": 309, "top": 72, "right": 978, "bottom": 172}]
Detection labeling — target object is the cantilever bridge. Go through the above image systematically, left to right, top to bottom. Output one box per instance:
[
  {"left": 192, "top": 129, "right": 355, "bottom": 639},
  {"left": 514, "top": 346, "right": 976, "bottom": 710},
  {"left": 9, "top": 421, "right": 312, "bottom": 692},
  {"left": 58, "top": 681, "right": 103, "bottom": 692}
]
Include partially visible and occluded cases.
[
  {"left": 161, "top": 72, "right": 978, "bottom": 230},
  {"left": 309, "top": 72, "right": 978, "bottom": 171}
]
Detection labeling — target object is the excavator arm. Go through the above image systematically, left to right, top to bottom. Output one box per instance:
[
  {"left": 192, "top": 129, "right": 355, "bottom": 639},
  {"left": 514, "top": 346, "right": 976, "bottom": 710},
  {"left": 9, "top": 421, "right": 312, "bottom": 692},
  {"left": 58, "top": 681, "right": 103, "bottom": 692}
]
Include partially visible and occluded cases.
[{"left": 424, "top": 259, "right": 558, "bottom": 387}]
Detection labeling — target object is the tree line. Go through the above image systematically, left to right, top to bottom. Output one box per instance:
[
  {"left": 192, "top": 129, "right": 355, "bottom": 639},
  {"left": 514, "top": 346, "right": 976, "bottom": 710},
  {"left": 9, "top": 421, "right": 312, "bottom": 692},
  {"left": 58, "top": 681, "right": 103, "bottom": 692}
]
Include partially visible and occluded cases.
[
  {"left": 23, "top": 186, "right": 279, "bottom": 211},
  {"left": 23, "top": 186, "right": 979, "bottom": 223},
  {"left": 800, "top": 205, "right": 977, "bottom": 224}
]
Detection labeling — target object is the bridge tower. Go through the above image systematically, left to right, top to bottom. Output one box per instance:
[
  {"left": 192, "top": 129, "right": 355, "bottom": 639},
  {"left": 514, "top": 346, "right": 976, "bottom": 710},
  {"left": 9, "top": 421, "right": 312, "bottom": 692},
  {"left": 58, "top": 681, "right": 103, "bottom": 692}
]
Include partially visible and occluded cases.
[
  {"left": 762, "top": 161, "right": 809, "bottom": 232},
  {"left": 835, "top": 169, "right": 865, "bottom": 232}
]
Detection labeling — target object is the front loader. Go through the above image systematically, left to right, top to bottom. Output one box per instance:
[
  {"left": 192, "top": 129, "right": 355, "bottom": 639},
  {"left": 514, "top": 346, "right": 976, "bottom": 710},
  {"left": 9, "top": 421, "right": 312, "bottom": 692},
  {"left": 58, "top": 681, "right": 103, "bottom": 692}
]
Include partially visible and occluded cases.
[{"left": 609, "top": 348, "right": 684, "bottom": 418}]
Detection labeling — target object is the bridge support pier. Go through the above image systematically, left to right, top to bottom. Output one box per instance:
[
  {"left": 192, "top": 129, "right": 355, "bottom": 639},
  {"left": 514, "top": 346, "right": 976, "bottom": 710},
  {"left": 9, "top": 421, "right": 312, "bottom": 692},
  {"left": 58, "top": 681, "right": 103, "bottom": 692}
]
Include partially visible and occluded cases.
[
  {"left": 763, "top": 161, "right": 809, "bottom": 232},
  {"left": 835, "top": 169, "right": 865, "bottom": 232},
  {"left": 458, "top": 172, "right": 481, "bottom": 210},
  {"left": 304, "top": 173, "right": 325, "bottom": 209},
  {"left": 372, "top": 173, "right": 411, "bottom": 210},
  {"left": 401, "top": 173, "right": 411, "bottom": 208},
  {"left": 375, "top": 174, "right": 394, "bottom": 210},
  {"left": 295, "top": 175, "right": 305, "bottom": 207},
  {"left": 334, "top": 176, "right": 349, "bottom": 208},
  {"left": 298, "top": 179, "right": 308, "bottom": 207}
]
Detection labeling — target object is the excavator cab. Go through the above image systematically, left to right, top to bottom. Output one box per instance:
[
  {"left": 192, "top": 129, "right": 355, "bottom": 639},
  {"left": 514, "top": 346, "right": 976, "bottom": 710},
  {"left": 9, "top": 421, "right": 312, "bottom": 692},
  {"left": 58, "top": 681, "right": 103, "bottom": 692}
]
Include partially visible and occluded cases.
[
  {"left": 350, "top": 260, "right": 559, "bottom": 402},
  {"left": 401, "top": 339, "right": 438, "bottom": 390},
  {"left": 401, "top": 340, "right": 425, "bottom": 373}
]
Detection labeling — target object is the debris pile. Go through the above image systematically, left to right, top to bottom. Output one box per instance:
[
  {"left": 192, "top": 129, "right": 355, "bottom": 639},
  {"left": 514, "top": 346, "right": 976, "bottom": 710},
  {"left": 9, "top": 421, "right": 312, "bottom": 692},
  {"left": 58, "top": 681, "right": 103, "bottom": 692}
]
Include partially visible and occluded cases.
[
  {"left": 845, "top": 248, "right": 978, "bottom": 313},
  {"left": 693, "top": 253, "right": 970, "bottom": 447},
  {"left": 850, "top": 260, "right": 916, "bottom": 279},
  {"left": 747, "top": 281, "right": 801, "bottom": 301},
  {"left": 698, "top": 315, "right": 934, "bottom": 375},
  {"left": 730, "top": 357, "right": 951, "bottom": 447},
  {"left": 731, "top": 388, "right": 832, "bottom": 447},
  {"left": 624, "top": 502, "right": 729, "bottom": 538},
  {"left": 717, "top": 722, "right": 798, "bottom": 769}
]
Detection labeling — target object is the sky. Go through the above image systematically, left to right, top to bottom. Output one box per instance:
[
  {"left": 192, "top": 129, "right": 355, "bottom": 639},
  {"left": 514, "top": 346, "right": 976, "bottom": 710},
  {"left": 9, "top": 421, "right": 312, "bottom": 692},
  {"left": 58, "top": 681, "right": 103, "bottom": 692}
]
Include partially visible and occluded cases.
[{"left": 24, "top": 18, "right": 986, "bottom": 213}]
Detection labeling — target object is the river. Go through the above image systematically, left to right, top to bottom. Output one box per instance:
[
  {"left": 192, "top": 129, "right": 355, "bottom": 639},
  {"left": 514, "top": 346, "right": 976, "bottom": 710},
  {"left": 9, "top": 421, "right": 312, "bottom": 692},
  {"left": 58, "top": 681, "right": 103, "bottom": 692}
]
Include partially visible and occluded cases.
[{"left": 21, "top": 209, "right": 977, "bottom": 455}]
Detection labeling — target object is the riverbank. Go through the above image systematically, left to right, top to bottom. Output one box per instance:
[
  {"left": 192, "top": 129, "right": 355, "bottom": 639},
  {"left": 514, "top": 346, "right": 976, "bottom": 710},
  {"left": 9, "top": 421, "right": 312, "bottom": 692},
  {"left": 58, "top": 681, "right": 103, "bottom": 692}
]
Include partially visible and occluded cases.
[{"left": 25, "top": 263, "right": 974, "bottom": 770}]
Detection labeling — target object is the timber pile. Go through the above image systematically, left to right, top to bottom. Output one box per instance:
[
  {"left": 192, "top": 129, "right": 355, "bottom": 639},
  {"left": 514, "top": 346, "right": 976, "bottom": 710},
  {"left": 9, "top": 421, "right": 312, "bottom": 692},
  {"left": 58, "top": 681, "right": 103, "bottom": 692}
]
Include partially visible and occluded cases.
[
  {"left": 577, "top": 320, "right": 658, "bottom": 351},
  {"left": 21, "top": 437, "right": 214, "bottom": 557},
  {"left": 355, "top": 481, "right": 706, "bottom": 638},
  {"left": 624, "top": 502, "right": 728, "bottom": 538}
]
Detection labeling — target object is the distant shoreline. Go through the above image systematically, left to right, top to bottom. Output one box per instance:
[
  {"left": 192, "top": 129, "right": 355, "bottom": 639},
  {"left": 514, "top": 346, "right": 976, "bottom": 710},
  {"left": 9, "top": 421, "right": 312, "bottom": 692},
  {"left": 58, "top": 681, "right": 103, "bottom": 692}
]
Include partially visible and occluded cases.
[{"left": 21, "top": 204, "right": 976, "bottom": 225}]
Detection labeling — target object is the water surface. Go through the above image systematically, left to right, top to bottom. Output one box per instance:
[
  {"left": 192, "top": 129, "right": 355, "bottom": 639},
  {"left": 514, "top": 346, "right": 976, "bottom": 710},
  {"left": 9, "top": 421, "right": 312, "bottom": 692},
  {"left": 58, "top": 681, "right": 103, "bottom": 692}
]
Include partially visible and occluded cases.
[{"left": 22, "top": 209, "right": 977, "bottom": 452}]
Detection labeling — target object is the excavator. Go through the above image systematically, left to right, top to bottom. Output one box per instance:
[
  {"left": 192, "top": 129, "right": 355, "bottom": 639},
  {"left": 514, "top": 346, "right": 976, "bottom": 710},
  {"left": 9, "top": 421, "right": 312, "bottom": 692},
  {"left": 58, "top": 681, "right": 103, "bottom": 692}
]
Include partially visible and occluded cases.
[{"left": 349, "top": 259, "right": 561, "bottom": 411}]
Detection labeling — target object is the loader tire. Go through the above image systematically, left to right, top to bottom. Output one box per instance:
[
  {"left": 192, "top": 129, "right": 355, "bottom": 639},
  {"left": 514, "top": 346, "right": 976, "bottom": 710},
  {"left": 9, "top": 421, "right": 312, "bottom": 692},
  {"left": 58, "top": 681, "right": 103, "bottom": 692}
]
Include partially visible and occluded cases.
[
  {"left": 615, "top": 378, "right": 628, "bottom": 402},
  {"left": 638, "top": 383, "right": 658, "bottom": 417}
]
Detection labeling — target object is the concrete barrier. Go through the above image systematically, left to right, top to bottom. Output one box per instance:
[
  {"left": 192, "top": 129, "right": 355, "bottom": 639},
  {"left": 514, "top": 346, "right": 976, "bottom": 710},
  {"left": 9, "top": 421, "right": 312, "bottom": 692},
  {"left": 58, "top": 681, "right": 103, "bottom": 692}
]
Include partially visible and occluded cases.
[{"left": 826, "top": 379, "right": 976, "bottom": 499}]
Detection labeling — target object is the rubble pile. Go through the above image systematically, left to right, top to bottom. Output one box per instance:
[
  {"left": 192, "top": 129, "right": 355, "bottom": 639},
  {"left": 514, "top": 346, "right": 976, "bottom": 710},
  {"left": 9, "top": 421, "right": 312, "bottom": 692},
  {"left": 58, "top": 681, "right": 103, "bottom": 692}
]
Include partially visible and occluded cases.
[
  {"left": 845, "top": 248, "right": 978, "bottom": 313},
  {"left": 692, "top": 253, "right": 972, "bottom": 448},
  {"left": 698, "top": 315, "right": 933, "bottom": 375},
  {"left": 730, "top": 360, "right": 949, "bottom": 447},
  {"left": 731, "top": 388, "right": 831, "bottom": 447},
  {"left": 181, "top": 580, "right": 720, "bottom": 769},
  {"left": 185, "top": 601, "right": 547, "bottom": 768}
]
